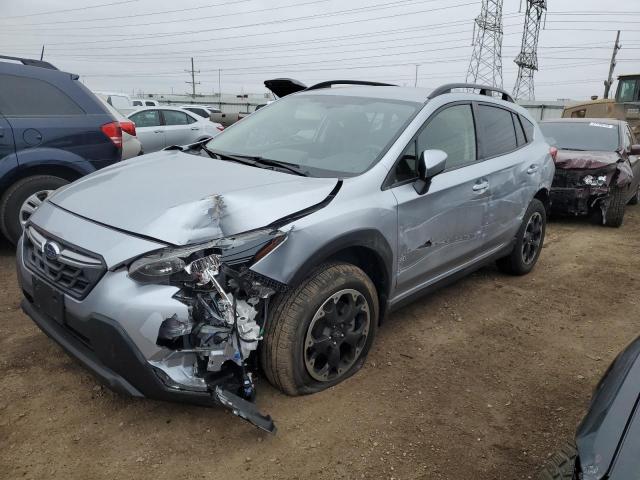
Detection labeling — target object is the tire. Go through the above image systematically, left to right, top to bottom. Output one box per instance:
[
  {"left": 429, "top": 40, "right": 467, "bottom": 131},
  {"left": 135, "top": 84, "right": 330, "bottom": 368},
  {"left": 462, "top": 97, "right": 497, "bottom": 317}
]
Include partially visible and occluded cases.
[
  {"left": 0, "top": 175, "right": 68, "bottom": 245},
  {"left": 604, "top": 185, "right": 625, "bottom": 228},
  {"left": 496, "top": 198, "right": 547, "bottom": 276},
  {"left": 260, "top": 262, "right": 379, "bottom": 396},
  {"left": 537, "top": 443, "right": 578, "bottom": 480}
]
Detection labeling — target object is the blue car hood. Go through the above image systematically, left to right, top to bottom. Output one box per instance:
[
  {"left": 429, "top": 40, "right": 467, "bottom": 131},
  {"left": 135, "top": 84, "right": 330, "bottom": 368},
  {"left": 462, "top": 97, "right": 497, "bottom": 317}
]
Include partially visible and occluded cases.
[{"left": 48, "top": 150, "right": 338, "bottom": 245}]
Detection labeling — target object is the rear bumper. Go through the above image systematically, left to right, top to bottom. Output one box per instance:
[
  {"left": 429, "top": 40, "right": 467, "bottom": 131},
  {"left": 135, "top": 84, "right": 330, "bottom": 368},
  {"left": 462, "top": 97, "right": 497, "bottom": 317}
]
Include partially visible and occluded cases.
[
  {"left": 550, "top": 187, "right": 607, "bottom": 216},
  {"left": 20, "top": 296, "right": 215, "bottom": 406}
]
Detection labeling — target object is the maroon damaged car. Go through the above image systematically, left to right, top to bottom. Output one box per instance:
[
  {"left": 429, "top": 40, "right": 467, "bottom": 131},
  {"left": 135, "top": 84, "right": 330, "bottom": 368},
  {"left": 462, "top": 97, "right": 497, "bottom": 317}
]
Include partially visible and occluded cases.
[{"left": 540, "top": 118, "right": 640, "bottom": 227}]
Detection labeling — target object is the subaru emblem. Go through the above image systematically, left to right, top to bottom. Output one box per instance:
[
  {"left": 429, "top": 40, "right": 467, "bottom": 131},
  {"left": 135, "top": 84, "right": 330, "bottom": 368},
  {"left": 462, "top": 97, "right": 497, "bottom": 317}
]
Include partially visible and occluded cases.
[{"left": 43, "top": 241, "right": 61, "bottom": 261}]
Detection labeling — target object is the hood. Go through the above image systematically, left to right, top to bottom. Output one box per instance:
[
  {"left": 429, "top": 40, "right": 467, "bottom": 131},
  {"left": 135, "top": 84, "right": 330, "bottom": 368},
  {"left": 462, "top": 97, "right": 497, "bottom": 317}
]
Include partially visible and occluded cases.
[
  {"left": 264, "top": 78, "right": 307, "bottom": 98},
  {"left": 48, "top": 150, "right": 339, "bottom": 246},
  {"left": 554, "top": 150, "right": 621, "bottom": 170}
]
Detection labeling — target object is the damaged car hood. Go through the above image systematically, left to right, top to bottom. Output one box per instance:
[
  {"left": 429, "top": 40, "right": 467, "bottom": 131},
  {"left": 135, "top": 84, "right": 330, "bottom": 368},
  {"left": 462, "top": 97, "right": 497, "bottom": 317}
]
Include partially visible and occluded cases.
[
  {"left": 48, "top": 150, "right": 339, "bottom": 245},
  {"left": 554, "top": 150, "right": 622, "bottom": 170}
]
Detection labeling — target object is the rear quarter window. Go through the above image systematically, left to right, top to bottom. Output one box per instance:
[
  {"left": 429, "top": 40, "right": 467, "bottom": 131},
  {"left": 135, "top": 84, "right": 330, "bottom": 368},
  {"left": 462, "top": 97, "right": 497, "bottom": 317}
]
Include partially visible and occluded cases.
[{"left": 0, "top": 74, "right": 84, "bottom": 116}]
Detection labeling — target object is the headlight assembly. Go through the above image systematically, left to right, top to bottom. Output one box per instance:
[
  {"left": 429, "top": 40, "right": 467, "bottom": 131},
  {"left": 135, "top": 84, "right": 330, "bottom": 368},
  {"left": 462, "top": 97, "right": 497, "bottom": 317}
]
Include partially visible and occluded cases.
[
  {"left": 582, "top": 174, "right": 608, "bottom": 187},
  {"left": 128, "top": 229, "right": 285, "bottom": 284}
]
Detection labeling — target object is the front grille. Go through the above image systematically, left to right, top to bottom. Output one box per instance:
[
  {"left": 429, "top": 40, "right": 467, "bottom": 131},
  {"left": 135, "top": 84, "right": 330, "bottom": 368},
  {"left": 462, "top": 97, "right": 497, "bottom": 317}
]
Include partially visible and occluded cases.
[
  {"left": 553, "top": 169, "right": 584, "bottom": 188},
  {"left": 23, "top": 226, "right": 106, "bottom": 300}
]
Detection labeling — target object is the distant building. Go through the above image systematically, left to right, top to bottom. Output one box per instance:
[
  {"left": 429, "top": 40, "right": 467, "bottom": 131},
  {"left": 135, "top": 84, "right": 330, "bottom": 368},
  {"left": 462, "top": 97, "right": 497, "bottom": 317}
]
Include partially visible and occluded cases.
[
  {"left": 139, "top": 92, "right": 274, "bottom": 115},
  {"left": 517, "top": 99, "right": 573, "bottom": 121}
]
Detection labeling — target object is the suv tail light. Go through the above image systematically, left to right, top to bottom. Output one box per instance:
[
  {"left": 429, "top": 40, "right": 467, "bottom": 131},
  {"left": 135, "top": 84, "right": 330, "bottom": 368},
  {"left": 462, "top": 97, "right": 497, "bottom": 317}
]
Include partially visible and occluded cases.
[
  {"left": 120, "top": 120, "right": 136, "bottom": 137},
  {"left": 101, "top": 122, "right": 122, "bottom": 148},
  {"left": 549, "top": 146, "right": 558, "bottom": 162}
]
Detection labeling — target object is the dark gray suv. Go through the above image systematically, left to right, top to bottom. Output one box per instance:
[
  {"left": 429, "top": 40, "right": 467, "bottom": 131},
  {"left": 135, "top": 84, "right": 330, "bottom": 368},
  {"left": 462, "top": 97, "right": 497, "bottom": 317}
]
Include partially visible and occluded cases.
[{"left": 17, "top": 81, "right": 554, "bottom": 431}]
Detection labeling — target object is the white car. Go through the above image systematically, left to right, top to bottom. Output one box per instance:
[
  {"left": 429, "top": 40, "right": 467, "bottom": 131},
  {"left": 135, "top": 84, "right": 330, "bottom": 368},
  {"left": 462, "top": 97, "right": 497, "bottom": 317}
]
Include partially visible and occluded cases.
[
  {"left": 95, "top": 91, "right": 136, "bottom": 115},
  {"left": 96, "top": 96, "right": 142, "bottom": 159},
  {"left": 133, "top": 99, "right": 160, "bottom": 107},
  {"left": 180, "top": 104, "right": 222, "bottom": 120},
  {"left": 127, "top": 107, "right": 224, "bottom": 153}
]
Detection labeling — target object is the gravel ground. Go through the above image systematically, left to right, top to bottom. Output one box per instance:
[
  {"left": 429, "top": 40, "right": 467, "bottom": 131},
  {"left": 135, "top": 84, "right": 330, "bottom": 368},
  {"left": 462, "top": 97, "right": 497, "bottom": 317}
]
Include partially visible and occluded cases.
[{"left": 1, "top": 207, "right": 639, "bottom": 479}]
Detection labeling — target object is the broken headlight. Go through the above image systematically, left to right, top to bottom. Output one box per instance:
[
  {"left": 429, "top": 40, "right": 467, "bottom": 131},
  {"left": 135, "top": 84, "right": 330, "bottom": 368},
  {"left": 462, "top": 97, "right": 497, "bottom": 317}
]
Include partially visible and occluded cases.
[
  {"left": 582, "top": 174, "right": 608, "bottom": 187},
  {"left": 128, "top": 229, "right": 285, "bottom": 284}
]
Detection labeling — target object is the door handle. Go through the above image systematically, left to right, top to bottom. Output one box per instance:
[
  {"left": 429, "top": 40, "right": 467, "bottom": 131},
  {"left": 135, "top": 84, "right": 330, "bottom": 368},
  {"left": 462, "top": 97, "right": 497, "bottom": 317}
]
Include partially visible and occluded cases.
[
  {"left": 190, "top": 127, "right": 199, "bottom": 130},
  {"left": 153, "top": 130, "right": 163, "bottom": 133},
  {"left": 527, "top": 164, "right": 539, "bottom": 175},
  {"left": 472, "top": 181, "right": 489, "bottom": 192}
]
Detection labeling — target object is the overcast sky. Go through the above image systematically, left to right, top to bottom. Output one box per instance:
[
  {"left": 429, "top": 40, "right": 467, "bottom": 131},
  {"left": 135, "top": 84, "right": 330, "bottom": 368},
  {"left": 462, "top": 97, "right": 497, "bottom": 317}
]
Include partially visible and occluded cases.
[{"left": 2, "top": 0, "right": 639, "bottom": 100}]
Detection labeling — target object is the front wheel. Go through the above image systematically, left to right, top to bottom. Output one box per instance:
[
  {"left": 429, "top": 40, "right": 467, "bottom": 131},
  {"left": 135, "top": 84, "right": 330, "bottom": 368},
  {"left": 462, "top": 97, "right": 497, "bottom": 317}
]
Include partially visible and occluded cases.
[
  {"left": 0, "top": 175, "right": 69, "bottom": 245},
  {"left": 496, "top": 198, "right": 547, "bottom": 276},
  {"left": 260, "top": 262, "right": 379, "bottom": 396},
  {"left": 537, "top": 443, "right": 578, "bottom": 480}
]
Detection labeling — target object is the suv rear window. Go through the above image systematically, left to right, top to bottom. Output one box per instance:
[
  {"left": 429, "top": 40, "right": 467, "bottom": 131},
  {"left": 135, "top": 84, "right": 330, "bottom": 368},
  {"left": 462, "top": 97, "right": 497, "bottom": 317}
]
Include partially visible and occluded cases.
[
  {"left": 0, "top": 74, "right": 84, "bottom": 116},
  {"left": 477, "top": 105, "right": 517, "bottom": 157}
]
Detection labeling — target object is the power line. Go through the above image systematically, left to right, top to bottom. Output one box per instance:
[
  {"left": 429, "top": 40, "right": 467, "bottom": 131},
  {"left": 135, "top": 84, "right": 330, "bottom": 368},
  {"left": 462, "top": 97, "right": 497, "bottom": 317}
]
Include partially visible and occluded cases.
[
  {"left": 0, "top": 0, "right": 140, "bottom": 20},
  {"left": 0, "top": 0, "right": 252, "bottom": 25},
  {"left": 0, "top": 0, "right": 331, "bottom": 32},
  {"left": 10, "top": 1, "right": 480, "bottom": 49}
]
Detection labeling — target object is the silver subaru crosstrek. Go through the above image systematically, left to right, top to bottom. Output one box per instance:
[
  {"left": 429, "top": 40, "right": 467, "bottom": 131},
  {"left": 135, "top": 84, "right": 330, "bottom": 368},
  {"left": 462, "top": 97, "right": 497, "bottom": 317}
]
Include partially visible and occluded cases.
[{"left": 17, "top": 81, "right": 554, "bottom": 432}]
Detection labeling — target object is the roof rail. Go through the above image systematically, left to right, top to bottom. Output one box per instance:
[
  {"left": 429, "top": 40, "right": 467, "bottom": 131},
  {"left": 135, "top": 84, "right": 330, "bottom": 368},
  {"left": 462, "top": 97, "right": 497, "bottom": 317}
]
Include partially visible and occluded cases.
[
  {"left": 0, "top": 54, "right": 58, "bottom": 70},
  {"left": 306, "top": 80, "right": 396, "bottom": 91},
  {"left": 428, "top": 83, "right": 514, "bottom": 103}
]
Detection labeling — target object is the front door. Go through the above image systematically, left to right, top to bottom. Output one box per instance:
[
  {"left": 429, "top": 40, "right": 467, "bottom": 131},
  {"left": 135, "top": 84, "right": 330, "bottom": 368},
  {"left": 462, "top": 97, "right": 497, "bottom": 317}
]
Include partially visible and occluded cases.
[
  {"left": 390, "top": 103, "right": 491, "bottom": 299},
  {"left": 161, "top": 109, "right": 199, "bottom": 148}
]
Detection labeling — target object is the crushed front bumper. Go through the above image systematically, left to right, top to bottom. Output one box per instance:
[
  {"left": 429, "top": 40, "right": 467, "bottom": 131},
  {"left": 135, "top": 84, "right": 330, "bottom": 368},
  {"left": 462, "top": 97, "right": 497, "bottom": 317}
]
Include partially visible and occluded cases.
[{"left": 550, "top": 186, "right": 608, "bottom": 216}]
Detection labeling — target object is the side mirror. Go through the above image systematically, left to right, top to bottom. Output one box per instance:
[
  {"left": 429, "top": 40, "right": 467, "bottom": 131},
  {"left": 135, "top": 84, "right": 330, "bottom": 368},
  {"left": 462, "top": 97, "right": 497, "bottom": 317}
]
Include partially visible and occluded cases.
[
  {"left": 630, "top": 144, "right": 640, "bottom": 155},
  {"left": 414, "top": 149, "right": 447, "bottom": 195}
]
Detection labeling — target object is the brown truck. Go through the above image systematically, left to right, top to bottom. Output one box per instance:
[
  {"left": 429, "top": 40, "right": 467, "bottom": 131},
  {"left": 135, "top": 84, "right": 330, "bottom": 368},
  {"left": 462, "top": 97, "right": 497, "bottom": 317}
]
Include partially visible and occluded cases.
[{"left": 563, "top": 74, "right": 640, "bottom": 137}]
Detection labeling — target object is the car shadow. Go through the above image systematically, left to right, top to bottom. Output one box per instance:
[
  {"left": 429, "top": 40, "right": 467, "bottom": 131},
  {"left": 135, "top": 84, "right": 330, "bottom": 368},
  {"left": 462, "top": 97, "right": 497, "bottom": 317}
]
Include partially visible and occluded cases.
[{"left": 0, "top": 236, "right": 14, "bottom": 257}]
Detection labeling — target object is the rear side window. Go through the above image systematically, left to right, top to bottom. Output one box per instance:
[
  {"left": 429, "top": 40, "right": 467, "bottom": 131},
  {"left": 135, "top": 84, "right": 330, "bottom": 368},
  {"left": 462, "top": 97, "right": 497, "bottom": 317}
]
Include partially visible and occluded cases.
[
  {"left": 0, "top": 74, "right": 84, "bottom": 116},
  {"left": 145, "top": 101, "right": 156, "bottom": 106},
  {"left": 417, "top": 104, "right": 477, "bottom": 169},
  {"left": 477, "top": 105, "right": 517, "bottom": 157},
  {"left": 130, "top": 110, "right": 161, "bottom": 127},
  {"left": 163, "top": 110, "right": 191, "bottom": 125},
  {"left": 513, "top": 113, "right": 526, "bottom": 146},
  {"left": 521, "top": 116, "right": 535, "bottom": 142}
]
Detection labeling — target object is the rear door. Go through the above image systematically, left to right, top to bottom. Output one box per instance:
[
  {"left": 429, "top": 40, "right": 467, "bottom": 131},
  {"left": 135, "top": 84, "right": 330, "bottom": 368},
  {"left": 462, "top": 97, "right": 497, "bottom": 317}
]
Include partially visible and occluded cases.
[
  {"left": 391, "top": 102, "right": 491, "bottom": 297},
  {"left": 477, "top": 103, "right": 535, "bottom": 249},
  {"left": 129, "top": 109, "right": 164, "bottom": 153},
  {"left": 161, "top": 109, "right": 200, "bottom": 147},
  {"left": 0, "top": 114, "right": 17, "bottom": 177}
]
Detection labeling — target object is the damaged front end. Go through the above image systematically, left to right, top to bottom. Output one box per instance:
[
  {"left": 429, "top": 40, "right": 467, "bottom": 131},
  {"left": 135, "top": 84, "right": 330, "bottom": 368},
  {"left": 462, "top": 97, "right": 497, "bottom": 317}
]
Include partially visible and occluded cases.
[
  {"left": 550, "top": 154, "right": 633, "bottom": 220},
  {"left": 128, "top": 228, "right": 288, "bottom": 433}
]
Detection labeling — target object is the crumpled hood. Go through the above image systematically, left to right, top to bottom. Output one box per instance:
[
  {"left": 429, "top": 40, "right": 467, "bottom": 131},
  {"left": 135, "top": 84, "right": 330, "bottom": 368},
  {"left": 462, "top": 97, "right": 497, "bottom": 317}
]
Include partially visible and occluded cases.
[
  {"left": 48, "top": 150, "right": 339, "bottom": 245},
  {"left": 554, "top": 150, "right": 621, "bottom": 170}
]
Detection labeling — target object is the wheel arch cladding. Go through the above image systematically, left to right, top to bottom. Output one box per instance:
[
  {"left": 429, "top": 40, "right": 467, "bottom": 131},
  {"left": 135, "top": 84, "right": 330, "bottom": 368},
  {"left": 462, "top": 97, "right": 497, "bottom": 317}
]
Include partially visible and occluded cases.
[
  {"left": 534, "top": 188, "right": 550, "bottom": 214},
  {"left": 256, "top": 229, "right": 393, "bottom": 321}
]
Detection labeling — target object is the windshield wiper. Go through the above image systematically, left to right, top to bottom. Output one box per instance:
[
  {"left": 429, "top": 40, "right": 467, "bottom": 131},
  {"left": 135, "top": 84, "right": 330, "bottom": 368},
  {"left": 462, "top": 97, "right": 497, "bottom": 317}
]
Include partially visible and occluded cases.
[{"left": 200, "top": 145, "right": 309, "bottom": 177}]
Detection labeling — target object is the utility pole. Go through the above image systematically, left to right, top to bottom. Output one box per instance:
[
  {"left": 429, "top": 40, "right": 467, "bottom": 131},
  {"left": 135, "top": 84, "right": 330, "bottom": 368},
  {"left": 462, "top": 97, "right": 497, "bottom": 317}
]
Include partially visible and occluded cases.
[
  {"left": 466, "top": 0, "right": 504, "bottom": 88},
  {"left": 513, "top": 0, "right": 547, "bottom": 100},
  {"left": 604, "top": 30, "right": 621, "bottom": 99},
  {"left": 40, "top": 45, "right": 45, "bottom": 60},
  {"left": 185, "top": 57, "right": 200, "bottom": 99},
  {"left": 414, "top": 64, "right": 419, "bottom": 87}
]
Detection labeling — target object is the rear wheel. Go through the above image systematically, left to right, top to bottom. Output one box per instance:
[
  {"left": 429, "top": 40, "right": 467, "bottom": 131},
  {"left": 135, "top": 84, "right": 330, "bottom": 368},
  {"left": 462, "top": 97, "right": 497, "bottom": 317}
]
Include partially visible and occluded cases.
[
  {"left": 0, "top": 175, "right": 68, "bottom": 245},
  {"left": 496, "top": 199, "right": 546, "bottom": 276},
  {"left": 260, "top": 262, "right": 378, "bottom": 396},
  {"left": 537, "top": 443, "right": 578, "bottom": 480}
]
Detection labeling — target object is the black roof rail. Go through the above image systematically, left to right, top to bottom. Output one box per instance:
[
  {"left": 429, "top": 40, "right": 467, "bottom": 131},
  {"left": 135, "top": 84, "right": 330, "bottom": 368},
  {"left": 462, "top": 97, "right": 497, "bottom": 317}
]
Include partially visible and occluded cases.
[
  {"left": 0, "top": 54, "right": 58, "bottom": 70},
  {"left": 306, "top": 80, "right": 396, "bottom": 91},
  {"left": 428, "top": 83, "right": 515, "bottom": 103}
]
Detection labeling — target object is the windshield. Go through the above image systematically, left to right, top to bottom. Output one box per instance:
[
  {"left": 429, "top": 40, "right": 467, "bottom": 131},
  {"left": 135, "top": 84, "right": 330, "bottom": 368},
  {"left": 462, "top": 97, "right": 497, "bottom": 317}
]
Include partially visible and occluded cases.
[
  {"left": 206, "top": 94, "right": 420, "bottom": 177},
  {"left": 540, "top": 122, "right": 620, "bottom": 152}
]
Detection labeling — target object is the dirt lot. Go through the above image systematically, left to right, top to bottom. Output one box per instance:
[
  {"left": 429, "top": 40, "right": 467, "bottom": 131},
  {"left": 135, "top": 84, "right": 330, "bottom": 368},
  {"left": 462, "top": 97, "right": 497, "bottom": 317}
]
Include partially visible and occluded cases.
[{"left": 1, "top": 208, "right": 639, "bottom": 480}]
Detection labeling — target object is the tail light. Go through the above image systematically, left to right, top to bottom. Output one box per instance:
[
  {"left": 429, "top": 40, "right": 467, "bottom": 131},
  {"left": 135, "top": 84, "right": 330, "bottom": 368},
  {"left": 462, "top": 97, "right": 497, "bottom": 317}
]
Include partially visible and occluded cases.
[
  {"left": 120, "top": 120, "right": 136, "bottom": 137},
  {"left": 101, "top": 121, "right": 122, "bottom": 148},
  {"left": 216, "top": 125, "right": 224, "bottom": 132},
  {"left": 549, "top": 146, "right": 558, "bottom": 162}
]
